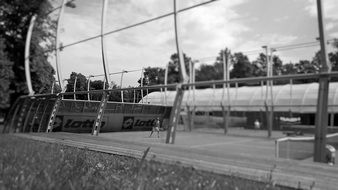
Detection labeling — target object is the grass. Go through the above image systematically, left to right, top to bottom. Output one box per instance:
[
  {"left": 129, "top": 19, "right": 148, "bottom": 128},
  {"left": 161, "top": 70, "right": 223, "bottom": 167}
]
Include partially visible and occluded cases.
[{"left": 0, "top": 134, "right": 294, "bottom": 190}]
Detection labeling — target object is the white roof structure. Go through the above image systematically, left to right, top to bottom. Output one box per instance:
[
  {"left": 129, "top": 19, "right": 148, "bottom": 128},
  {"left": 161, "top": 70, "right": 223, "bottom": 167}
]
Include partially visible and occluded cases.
[{"left": 142, "top": 82, "right": 338, "bottom": 113}]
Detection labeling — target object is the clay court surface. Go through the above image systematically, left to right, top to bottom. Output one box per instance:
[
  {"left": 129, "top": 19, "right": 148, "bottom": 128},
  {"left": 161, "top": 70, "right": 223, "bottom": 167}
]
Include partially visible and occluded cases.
[{"left": 10, "top": 128, "right": 338, "bottom": 189}]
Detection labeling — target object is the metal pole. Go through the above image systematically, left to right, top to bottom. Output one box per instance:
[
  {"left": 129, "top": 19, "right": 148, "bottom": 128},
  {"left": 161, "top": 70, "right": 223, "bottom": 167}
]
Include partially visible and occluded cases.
[
  {"left": 55, "top": 0, "right": 67, "bottom": 91},
  {"left": 91, "top": 0, "right": 111, "bottom": 136},
  {"left": 100, "top": 0, "right": 111, "bottom": 89},
  {"left": 166, "top": 0, "right": 189, "bottom": 144},
  {"left": 173, "top": 0, "right": 188, "bottom": 82},
  {"left": 314, "top": 0, "right": 330, "bottom": 163},
  {"left": 316, "top": 0, "right": 330, "bottom": 73},
  {"left": 24, "top": 14, "right": 37, "bottom": 95},
  {"left": 262, "top": 46, "right": 269, "bottom": 100},
  {"left": 263, "top": 46, "right": 272, "bottom": 137},
  {"left": 269, "top": 49, "right": 275, "bottom": 137},
  {"left": 222, "top": 50, "right": 226, "bottom": 101},
  {"left": 225, "top": 50, "right": 231, "bottom": 134},
  {"left": 189, "top": 60, "right": 193, "bottom": 104},
  {"left": 191, "top": 61, "right": 195, "bottom": 130},
  {"left": 192, "top": 62, "right": 196, "bottom": 108},
  {"left": 164, "top": 63, "right": 169, "bottom": 105},
  {"left": 141, "top": 68, "right": 144, "bottom": 103},
  {"left": 120, "top": 70, "right": 125, "bottom": 103},
  {"left": 73, "top": 75, "right": 77, "bottom": 100},
  {"left": 146, "top": 75, "right": 149, "bottom": 103},
  {"left": 87, "top": 76, "right": 92, "bottom": 101},
  {"left": 61, "top": 79, "right": 67, "bottom": 100},
  {"left": 289, "top": 79, "right": 293, "bottom": 118},
  {"left": 51, "top": 82, "right": 55, "bottom": 94},
  {"left": 160, "top": 87, "right": 164, "bottom": 105},
  {"left": 133, "top": 89, "right": 136, "bottom": 103},
  {"left": 37, "top": 99, "right": 49, "bottom": 132}
]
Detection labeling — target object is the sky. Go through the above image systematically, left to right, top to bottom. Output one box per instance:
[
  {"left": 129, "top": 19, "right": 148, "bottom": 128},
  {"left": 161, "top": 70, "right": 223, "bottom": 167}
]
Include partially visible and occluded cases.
[{"left": 49, "top": 0, "right": 338, "bottom": 87}]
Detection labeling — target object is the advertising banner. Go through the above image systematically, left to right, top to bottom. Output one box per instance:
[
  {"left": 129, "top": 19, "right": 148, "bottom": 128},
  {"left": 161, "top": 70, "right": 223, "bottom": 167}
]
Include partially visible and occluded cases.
[
  {"left": 54, "top": 112, "right": 164, "bottom": 133},
  {"left": 54, "top": 115, "right": 108, "bottom": 132},
  {"left": 121, "top": 116, "right": 160, "bottom": 130}
]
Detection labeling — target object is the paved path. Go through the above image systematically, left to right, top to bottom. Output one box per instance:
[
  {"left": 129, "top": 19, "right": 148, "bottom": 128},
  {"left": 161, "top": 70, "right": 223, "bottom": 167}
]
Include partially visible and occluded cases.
[{"left": 13, "top": 129, "right": 338, "bottom": 190}]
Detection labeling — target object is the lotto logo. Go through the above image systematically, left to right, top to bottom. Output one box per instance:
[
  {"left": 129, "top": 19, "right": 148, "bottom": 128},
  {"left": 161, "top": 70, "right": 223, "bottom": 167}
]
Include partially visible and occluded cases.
[
  {"left": 122, "top": 116, "right": 157, "bottom": 129},
  {"left": 122, "top": 117, "right": 134, "bottom": 129}
]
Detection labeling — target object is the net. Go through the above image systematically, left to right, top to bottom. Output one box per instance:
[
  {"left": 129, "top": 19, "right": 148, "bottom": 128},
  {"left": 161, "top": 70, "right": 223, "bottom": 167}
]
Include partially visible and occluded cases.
[{"left": 275, "top": 133, "right": 338, "bottom": 160}]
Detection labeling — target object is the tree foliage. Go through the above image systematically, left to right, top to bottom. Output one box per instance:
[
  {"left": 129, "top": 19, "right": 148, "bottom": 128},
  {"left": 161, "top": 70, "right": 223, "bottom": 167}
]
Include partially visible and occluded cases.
[
  {"left": 0, "top": 0, "right": 57, "bottom": 106},
  {"left": 0, "top": 38, "right": 14, "bottom": 110},
  {"left": 329, "top": 39, "right": 338, "bottom": 72},
  {"left": 141, "top": 41, "right": 338, "bottom": 87},
  {"left": 195, "top": 49, "right": 228, "bottom": 82},
  {"left": 230, "top": 52, "right": 254, "bottom": 79},
  {"left": 139, "top": 53, "right": 192, "bottom": 87},
  {"left": 143, "top": 67, "right": 165, "bottom": 86},
  {"left": 63, "top": 72, "right": 127, "bottom": 102}
]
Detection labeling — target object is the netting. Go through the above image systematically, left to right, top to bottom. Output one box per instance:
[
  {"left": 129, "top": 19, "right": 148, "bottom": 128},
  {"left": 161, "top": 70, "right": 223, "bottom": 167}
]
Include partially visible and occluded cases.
[{"left": 276, "top": 133, "right": 338, "bottom": 160}]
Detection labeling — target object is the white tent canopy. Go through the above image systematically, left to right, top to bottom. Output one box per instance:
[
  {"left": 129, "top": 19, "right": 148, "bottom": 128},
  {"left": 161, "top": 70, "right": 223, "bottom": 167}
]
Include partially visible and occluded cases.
[{"left": 142, "top": 82, "right": 338, "bottom": 113}]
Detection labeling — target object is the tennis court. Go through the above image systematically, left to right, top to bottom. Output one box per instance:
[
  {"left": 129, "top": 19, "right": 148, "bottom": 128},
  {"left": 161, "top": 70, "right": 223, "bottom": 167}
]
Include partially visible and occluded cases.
[{"left": 99, "top": 128, "right": 284, "bottom": 160}]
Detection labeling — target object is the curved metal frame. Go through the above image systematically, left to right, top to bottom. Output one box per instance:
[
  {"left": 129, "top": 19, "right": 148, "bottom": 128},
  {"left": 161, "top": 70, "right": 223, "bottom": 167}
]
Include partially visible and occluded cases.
[
  {"left": 55, "top": 0, "right": 67, "bottom": 91},
  {"left": 100, "top": 0, "right": 111, "bottom": 89},
  {"left": 166, "top": 0, "right": 189, "bottom": 144},
  {"left": 173, "top": 1, "right": 188, "bottom": 83},
  {"left": 24, "top": 14, "right": 37, "bottom": 95},
  {"left": 164, "top": 64, "right": 169, "bottom": 105},
  {"left": 141, "top": 68, "right": 144, "bottom": 103},
  {"left": 120, "top": 70, "right": 126, "bottom": 103},
  {"left": 73, "top": 75, "right": 78, "bottom": 100},
  {"left": 87, "top": 76, "right": 92, "bottom": 100},
  {"left": 103, "top": 77, "right": 106, "bottom": 90},
  {"left": 51, "top": 81, "right": 55, "bottom": 94}
]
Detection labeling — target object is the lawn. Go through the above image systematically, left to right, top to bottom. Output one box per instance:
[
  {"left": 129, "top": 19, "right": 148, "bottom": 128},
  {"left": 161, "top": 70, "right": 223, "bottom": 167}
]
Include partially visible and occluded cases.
[{"left": 0, "top": 134, "right": 293, "bottom": 190}]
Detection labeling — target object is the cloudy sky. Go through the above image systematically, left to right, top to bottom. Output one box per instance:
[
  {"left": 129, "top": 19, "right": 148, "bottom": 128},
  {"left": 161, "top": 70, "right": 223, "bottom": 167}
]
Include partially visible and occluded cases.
[{"left": 51, "top": 0, "right": 338, "bottom": 87}]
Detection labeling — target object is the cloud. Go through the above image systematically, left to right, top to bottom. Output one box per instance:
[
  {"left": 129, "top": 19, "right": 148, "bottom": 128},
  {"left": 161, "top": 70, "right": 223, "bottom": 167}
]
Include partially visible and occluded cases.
[
  {"left": 61, "top": 0, "right": 316, "bottom": 87},
  {"left": 61, "top": 0, "right": 250, "bottom": 60},
  {"left": 107, "top": 0, "right": 250, "bottom": 59},
  {"left": 176, "top": 0, "right": 250, "bottom": 58},
  {"left": 305, "top": 0, "right": 338, "bottom": 20},
  {"left": 273, "top": 16, "right": 289, "bottom": 22},
  {"left": 326, "top": 22, "right": 336, "bottom": 30},
  {"left": 329, "top": 32, "right": 338, "bottom": 38},
  {"left": 233, "top": 34, "right": 299, "bottom": 62},
  {"left": 235, "top": 34, "right": 298, "bottom": 51}
]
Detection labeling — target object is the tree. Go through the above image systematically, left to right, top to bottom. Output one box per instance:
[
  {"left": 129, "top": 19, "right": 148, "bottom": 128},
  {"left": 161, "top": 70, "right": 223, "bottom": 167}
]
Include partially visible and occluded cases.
[
  {"left": 0, "top": 0, "right": 75, "bottom": 106},
  {"left": 0, "top": 38, "right": 14, "bottom": 110},
  {"left": 329, "top": 39, "right": 338, "bottom": 72},
  {"left": 196, "top": 48, "right": 230, "bottom": 82},
  {"left": 230, "top": 52, "right": 254, "bottom": 79},
  {"left": 138, "top": 53, "right": 192, "bottom": 86},
  {"left": 252, "top": 53, "right": 283, "bottom": 77},
  {"left": 252, "top": 53, "right": 267, "bottom": 77},
  {"left": 272, "top": 55, "right": 283, "bottom": 76},
  {"left": 293, "top": 60, "right": 319, "bottom": 83},
  {"left": 296, "top": 60, "right": 319, "bottom": 74},
  {"left": 281, "top": 62, "right": 298, "bottom": 75},
  {"left": 195, "top": 64, "right": 221, "bottom": 82},
  {"left": 143, "top": 67, "right": 165, "bottom": 86},
  {"left": 65, "top": 72, "right": 88, "bottom": 99},
  {"left": 63, "top": 73, "right": 123, "bottom": 102},
  {"left": 89, "top": 79, "right": 105, "bottom": 101}
]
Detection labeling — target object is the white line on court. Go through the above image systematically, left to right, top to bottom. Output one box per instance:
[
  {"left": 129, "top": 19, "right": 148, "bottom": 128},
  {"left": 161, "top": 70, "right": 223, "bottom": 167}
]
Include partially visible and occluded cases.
[{"left": 190, "top": 139, "right": 254, "bottom": 148}]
